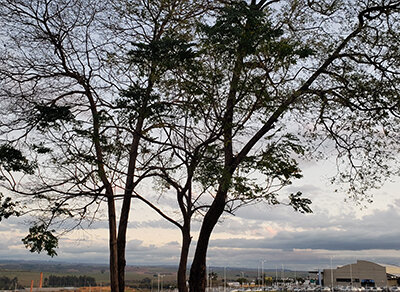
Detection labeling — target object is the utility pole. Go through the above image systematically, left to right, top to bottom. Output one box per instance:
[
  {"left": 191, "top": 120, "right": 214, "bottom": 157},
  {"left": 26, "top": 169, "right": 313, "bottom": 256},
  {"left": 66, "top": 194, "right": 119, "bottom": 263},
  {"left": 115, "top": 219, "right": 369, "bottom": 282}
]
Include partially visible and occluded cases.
[
  {"left": 330, "top": 257, "right": 334, "bottom": 291},
  {"left": 262, "top": 260, "right": 266, "bottom": 289},
  {"left": 350, "top": 264, "right": 353, "bottom": 288},
  {"left": 210, "top": 267, "right": 212, "bottom": 290},
  {"left": 224, "top": 267, "right": 227, "bottom": 292},
  {"left": 157, "top": 274, "right": 160, "bottom": 292}
]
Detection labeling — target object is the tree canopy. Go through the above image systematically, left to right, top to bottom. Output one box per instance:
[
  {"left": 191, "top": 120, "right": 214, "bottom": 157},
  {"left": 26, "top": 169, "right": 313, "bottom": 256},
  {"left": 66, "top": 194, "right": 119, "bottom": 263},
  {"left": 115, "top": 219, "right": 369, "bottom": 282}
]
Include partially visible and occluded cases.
[{"left": 0, "top": 1, "right": 399, "bottom": 292}]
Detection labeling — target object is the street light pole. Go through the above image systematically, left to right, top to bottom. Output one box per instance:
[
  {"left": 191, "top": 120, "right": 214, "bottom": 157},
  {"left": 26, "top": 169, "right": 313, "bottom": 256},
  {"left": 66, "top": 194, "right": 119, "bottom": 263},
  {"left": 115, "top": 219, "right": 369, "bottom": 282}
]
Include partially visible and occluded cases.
[
  {"left": 330, "top": 257, "right": 334, "bottom": 291},
  {"left": 262, "top": 260, "right": 266, "bottom": 289},
  {"left": 350, "top": 264, "right": 353, "bottom": 288},
  {"left": 210, "top": 267, "right": 212, "bottom": 290},
  {"left": 224, "top": 267, "right": 227, "bottom": 292},
  {"left": 157, "top": 274, "right": 160, "bottom": 292}
]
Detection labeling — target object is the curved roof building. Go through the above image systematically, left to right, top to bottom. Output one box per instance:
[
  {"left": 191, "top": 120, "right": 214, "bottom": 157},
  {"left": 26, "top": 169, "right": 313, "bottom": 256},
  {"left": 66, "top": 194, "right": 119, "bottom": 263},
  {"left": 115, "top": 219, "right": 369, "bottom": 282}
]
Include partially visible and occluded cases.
[{"left": 323, "top": 260, "right": 399, "bottom": 288}]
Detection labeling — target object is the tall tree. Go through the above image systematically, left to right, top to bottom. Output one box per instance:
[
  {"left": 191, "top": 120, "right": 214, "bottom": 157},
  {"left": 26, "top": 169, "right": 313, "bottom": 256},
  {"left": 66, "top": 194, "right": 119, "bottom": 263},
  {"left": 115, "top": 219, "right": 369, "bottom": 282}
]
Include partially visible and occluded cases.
[
  {"left": 0, "top": 0, "right": 210, "bottom": 291},
  {"left": 0, "top": 1, "right": 125, "bottom": 289},
  {"left": 178, "top": 1, "right": 400, "bottom": 291},
  {"left": 1, "top": 2, "right": 399, "bottom": 292},
  {"left": 105, "top": 2, "right": 211, "bottom": 290}
]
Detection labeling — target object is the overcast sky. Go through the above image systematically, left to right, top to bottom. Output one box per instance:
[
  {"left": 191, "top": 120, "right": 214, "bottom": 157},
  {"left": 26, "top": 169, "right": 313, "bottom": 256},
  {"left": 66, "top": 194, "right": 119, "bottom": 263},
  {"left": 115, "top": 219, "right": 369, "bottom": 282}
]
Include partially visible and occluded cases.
[{"left": 1, "top": 157, "right": 399, "bottom": 271}]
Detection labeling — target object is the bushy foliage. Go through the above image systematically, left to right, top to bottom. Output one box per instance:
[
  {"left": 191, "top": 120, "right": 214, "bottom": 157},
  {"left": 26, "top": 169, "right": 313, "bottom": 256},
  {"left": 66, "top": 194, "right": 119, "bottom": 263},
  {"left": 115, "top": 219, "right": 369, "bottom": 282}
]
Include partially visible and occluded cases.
[
  {"left": 45, "top": 275, "right": 96, "bottom": 287},
  {"left": 0, "top": 276, "right": 23, "bottom": 290}
]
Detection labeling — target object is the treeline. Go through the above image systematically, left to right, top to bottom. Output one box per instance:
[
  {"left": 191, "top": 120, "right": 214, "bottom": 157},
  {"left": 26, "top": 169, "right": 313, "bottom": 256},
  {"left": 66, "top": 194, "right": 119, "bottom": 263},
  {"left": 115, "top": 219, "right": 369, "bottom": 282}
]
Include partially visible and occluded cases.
[
  {"left": 44, "top": 275, "right": 97, "bottom": 287},
  {"left": 0, "top": 276, "right": 23, "bottom": 290},
  {"left": 126, "top": 277, "right": 175, "bottom": 289}
]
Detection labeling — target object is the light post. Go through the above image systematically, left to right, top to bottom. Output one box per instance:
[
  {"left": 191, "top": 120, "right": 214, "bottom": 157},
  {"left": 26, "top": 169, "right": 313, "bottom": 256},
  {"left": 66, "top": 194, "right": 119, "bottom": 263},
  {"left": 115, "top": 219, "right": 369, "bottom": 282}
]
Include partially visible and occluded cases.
[
  {"left": 330, "top": 257, "right": 334, "bottom": 291},
  {"left": 262, "top": 260, "right": 266, "bottom": 289},
  {"left": 350, "top": 264, "right": 353, "bottom": 288},
  {"left": 210, "top": 267, "right": 212, "bottom": 290},
  {"left": 224, "top": 267, "right": 227, "bottom": 292},
  {"left": 157, "top": 274, "right": 160, "bottom": 292},
  {"left": 161, "top": 275, "right": 165, "bottom": 292}
]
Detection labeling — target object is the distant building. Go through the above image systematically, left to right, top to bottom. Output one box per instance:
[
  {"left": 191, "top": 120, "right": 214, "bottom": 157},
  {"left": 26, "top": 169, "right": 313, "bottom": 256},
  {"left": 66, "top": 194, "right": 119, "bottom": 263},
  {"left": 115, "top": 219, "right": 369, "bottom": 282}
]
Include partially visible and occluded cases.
[
  {"left": 323, "top": 260, "right": 400, "bottom": 288},
  {"left": 385, "top": 264, "right": 400, "bottom": 287},
  {"left": 227, "top": 282, "right": 241, "bottom": 287}
]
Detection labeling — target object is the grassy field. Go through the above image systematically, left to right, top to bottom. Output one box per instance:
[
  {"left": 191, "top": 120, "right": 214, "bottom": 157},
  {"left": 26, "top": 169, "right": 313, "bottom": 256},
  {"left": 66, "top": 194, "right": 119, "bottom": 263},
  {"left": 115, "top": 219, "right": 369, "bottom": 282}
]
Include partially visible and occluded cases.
[
  {"left": 0, "top": 260, "right": 311, "bottom": 289},
  {"left": 0, "top": 262, "right": 177, "bottom": 288}
]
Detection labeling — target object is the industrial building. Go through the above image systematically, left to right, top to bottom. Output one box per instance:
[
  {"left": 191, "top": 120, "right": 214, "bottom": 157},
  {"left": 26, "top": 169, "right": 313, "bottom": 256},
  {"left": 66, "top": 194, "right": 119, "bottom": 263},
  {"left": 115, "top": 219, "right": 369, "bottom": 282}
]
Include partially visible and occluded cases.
[{"left": 323, "top": 260, "right": 400, "bottom": 288}]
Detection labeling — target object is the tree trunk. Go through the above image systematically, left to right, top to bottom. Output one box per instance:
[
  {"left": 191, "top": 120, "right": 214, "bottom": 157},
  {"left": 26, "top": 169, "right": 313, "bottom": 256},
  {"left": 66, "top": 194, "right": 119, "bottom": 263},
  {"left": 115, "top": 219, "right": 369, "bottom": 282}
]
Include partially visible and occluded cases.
[
  {"left": 188, "top": 45, "right": 243, "bottom": 292},
  {"left": 116, "top": 86, "right": 147, "bottom": 292},
  {"left": 85, "top": 87, "right": 120, "bottom": 292},
  {"left": 117, "top": 139, "right": 141, "bottom": 292},
  {"left": 107, "top": 192, "right": 120, "bottom": 292},
  {"left": 189, "top": 192, "right": 226, "bottom": 292},
  {"left": 117, "top": 205, "right": 129, "bottom": 292},
  {"left": 178, "top": 223, "right": 191, "bottom": 292}
]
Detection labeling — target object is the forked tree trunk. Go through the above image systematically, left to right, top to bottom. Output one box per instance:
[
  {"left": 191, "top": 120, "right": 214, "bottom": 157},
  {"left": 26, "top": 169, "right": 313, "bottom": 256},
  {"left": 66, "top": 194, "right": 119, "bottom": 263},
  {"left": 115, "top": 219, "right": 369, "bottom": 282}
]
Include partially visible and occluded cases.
[
  {"left": 188, "top": 47, "right": 242, "bottom": 292},
  {"left": 116, "top": 74, "right": 150, "bottom": 292},
  {"left": 88, "top": 86, "right": 120, "bottom": 292}
]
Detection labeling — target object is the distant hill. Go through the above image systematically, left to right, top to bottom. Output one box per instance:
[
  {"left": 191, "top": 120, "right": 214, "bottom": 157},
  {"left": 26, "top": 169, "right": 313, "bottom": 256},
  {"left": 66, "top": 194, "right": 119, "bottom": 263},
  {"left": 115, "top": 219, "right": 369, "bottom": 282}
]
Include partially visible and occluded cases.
[
  {"left": 0, "top": 259, "right": 108, "bottom": 273},
  {"left": 0, "top": 260, "right": 311, "bottom": 288},
  {"left": 0, "top": 260, "right": 179, "bottom": 287}
]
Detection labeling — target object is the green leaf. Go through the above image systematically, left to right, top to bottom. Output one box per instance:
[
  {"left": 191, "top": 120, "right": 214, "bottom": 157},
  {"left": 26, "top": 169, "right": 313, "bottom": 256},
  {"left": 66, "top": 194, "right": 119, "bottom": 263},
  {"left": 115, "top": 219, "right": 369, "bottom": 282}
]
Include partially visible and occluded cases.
[
  {"left": 32, "top": 104, "right": 74, "bottom": 131},
  {"left": 0, "top": 144, "right": 35, "bottom": 175},
  {"left": 289, "top": 192, "right": 313, "bottom": 214},
  {"left": 0, "top": 193, "right": 20, "bottom": 222},
  {"left": 22, "top": 224, "right": 58, "bottom": 257}
]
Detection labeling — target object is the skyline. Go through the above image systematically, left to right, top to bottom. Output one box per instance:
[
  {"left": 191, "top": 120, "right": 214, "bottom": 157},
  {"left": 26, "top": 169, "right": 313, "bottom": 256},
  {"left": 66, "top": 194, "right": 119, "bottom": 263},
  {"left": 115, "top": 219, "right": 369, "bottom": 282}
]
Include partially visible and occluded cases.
[{"left": 1, "top": 157, "right": 399, "bottom": 271}]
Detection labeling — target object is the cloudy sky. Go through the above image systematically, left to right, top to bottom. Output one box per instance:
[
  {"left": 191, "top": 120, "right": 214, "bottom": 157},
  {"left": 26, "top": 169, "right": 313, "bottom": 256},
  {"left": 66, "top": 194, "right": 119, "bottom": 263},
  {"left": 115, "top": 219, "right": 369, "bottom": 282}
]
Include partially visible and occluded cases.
[{"left": 1, "top": 157, "right": 400, "bottom": 272}]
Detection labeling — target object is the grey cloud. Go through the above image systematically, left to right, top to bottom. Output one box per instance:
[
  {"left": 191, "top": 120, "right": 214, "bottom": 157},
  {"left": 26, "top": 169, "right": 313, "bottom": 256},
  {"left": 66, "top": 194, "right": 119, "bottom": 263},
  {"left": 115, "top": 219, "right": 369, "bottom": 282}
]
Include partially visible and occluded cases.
[
  {"left": 1, "top": 173, "right": 399, "bottom": 271},
  {"left": 285, "top": 184, "right": 324, "bottom": 196},
  {"left": 231, "top": 195, "right": 400, "bottom": 234},
  {"left": 210, "top": 219, "right": 400, "bottom": 252},
  {"left": 127, "top": 239, "right": 146, "bottom": 250},
  {"left": 124, "top": 241, "right": 183, "bottom": 266},
  {"left": 165, "top": 241, "right": 180, "bottom": 247},
  {"left": 58, "top": 243, "right": 110, "bottom": 255},
  {"left": 205, "top": 245, "right": 400, "bottom": 271}
]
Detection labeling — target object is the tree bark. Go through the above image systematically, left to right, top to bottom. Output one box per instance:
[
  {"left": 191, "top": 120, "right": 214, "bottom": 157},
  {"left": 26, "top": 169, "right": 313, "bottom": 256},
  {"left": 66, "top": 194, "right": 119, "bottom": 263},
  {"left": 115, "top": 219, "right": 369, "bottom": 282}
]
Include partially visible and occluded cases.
[
  {"left": 189, "top": 22, "right": 245, "bottom": 290},
  {"left": 116, "top": 68, "right": 153, "bottom": 292},
  {"left": 84, "top": 84, "right": 120, "bottom": 292},
  {"left": 117, "top": 122, "right": 143, "bottom": 292},
  {"left": 107, "top": 190, "right": 120, "bottom": 292},
  {"left": 188, "top": 190, "right": 226, "bottom": 292},
  {"left": 117, "top": 202, "right": 129, "bottom": 292},
  {"left": 178, "top": 222, "right": 191, "bottom": 292}
]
